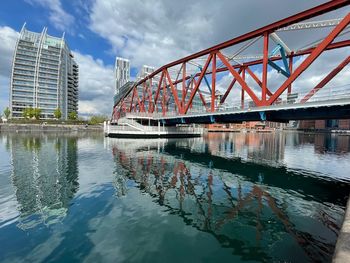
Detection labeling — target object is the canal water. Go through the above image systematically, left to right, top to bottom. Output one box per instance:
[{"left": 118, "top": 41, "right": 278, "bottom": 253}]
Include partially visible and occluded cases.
[{"left": 0, "top": 132, "right": 350, "bottom": 263}]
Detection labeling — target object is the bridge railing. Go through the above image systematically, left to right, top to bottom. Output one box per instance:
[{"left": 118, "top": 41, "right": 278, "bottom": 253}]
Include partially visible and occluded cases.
[{"left": 124, "top": 84, "right": 350, "bottom": 119}]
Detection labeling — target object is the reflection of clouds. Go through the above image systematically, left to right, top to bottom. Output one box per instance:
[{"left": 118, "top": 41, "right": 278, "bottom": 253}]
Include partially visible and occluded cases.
[
  {"left": 204, "top": 133, "right": 286, "bottom": 167},
  {"left": 75, "top": 137, "right": 115, "bottom": 196},
  {"left": 0, "top": 138, "right": 19, "bottom": 228},
  {"left": 284, "top": 144, "right": 350, "bottom": 181}
]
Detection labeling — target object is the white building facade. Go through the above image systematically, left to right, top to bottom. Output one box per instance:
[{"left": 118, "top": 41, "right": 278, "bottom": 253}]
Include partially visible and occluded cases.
[
  {"left": 10, "top": 24, "right": 78, "bottom": 119},
  {"left": 115, "top": 57, "right": 130, "bottom": 95},
  {"left": 138, "top": 65, "right": 155, "bottom": 79}
]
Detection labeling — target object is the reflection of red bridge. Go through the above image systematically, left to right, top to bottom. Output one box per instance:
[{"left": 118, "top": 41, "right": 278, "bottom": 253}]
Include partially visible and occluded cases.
[
  {"left": 112, "top": 1, "right": 350, "bottom": 126},
  {"left": 111, "top": 141, "right": 340, "bottom": 261}
]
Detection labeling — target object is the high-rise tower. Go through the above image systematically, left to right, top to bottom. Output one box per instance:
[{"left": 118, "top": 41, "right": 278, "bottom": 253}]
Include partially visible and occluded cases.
[
  {"left": 10, "top": 24, "right": 78, "bottom": 119},
  {"left": 115, "top": 57, "right": 130, "bottom": 95}
]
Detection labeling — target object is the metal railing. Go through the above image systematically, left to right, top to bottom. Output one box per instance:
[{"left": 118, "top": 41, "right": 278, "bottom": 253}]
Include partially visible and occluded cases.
[{"left": 106, "top": 121, "right": 203, "bottom": 134}]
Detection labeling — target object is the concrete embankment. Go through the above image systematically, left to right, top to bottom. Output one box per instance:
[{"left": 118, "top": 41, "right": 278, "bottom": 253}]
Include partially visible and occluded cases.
[
  {"left": 0, "top": 123, "right": 103, "bottom": 132},
  {"left": 333, "top": 196, "right": 350, "bottom": 263}
]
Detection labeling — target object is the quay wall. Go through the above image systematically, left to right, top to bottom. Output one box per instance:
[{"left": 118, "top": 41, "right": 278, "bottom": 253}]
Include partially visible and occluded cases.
[
  {"left": 0, "top": 123, "right": 103, "bottom": 132},
  {"left": 333, "top": 196, "right": 350, "bottom": 263}
]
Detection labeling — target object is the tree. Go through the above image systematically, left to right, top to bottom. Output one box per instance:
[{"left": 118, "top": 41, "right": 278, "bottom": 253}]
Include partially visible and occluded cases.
[
  {"left": 3, "top": 107, "right": 10, "bottom": 119},
  {"left": 22, "top": 107, "right": 41, "bottom": 120},
  {"left": 28, "top": 107, "right": 34, "bottom": 119},
  {"left": 22, "top": 108, "right": 31, "bottom": 119},
  {"left": 33, "top": 108, "right": 41, "bottom": 120},
  {"left": 54, "top": 108, "right": 62, "bottom": 119},
  {"left": 68, "top": 111, "right": 77, "bottom": 120},
  {"left": 88, "top": 115, "right": 108, "bottom": 125}
]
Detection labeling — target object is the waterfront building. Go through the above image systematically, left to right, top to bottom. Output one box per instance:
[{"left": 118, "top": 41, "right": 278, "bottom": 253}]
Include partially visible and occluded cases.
[
  {"left": 9, "top": 24, "right": 78, "bottom": 120},
  {"left": 115, "top": 57, "right": 130, "bottom": 95},
  {"left": 138, "top": 65, "right": 155, "bottom": 79},
  {"left": 299, "top": 119, "right": 350, "bottom": 130}
]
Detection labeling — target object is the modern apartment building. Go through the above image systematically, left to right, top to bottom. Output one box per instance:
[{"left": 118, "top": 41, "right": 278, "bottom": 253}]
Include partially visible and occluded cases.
[
  {"left": 10, "top": 24, "right": 78, "bottom": 119},
  {"left": 115, "top": 57, "right": 130, "bottom": 95},
  {"left": 138, "top": 65, "right": 155, "bottom": 79}
]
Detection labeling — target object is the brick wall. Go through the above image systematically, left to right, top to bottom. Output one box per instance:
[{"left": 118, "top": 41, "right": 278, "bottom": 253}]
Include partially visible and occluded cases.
[
  {"left": 299, "top": 119, "right": 350, "bottom": 130},
  {"left": 338, "top": 119, "right": 350, "bottom": 129},
  {"left": 299, "top": 120, "right": 315, "bottom": 129},
  {"left": 315, "top": 120, "right": 326, "bottom": 129}
]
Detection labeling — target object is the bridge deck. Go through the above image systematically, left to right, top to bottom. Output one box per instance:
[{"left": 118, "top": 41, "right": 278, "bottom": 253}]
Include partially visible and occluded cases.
[{"left": 125, "top": 98, "right": 350, "bottom": 125}]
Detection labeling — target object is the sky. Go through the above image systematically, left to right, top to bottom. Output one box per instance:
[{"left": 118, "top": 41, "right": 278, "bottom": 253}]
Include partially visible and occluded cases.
[{"left": 0, "top": 0, "right": 349, "bottom": 116}]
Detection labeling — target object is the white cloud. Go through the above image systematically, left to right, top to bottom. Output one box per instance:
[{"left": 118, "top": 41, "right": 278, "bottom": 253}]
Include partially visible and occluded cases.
[
  {"left": 25, "top": 0, "right": 75, "bottom": 33},
  {"left": 87, "top": 0, "right": 345, "bottom": 70},
  {"left": 89, "top": 0, "right": 211, "bottom": 68},
  {"left": 0, "top": 26, "right": 19, "bottom": 112},
  {"left": 0, "top": 26, "right": 19, "bottom": 78},
  {"left": 72, "top": 51, "right": 114, "bottom": 116}
]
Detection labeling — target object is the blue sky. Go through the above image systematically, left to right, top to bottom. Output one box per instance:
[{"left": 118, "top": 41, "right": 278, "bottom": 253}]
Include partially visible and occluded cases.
[
  {"left": 0, "top": 0, "right": 348, "bottom": 116},
  {"left": 0, "top": 1, "right": 112, "bottom": 64}
]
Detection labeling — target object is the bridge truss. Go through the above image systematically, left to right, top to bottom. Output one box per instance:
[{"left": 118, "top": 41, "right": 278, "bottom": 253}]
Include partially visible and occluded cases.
[{"left": 112, "top": 0, "right": 350, "bottom": 123}]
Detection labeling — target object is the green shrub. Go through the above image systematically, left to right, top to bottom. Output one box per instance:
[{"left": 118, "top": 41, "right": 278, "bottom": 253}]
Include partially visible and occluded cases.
[{"left": 88, "top": 115, "right": 108, "bottom": 125}]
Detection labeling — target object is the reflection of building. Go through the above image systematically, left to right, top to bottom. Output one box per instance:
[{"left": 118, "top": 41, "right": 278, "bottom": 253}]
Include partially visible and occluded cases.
[
  {"left": 10, "top": 24, "right": 78, "bottom": 119},
  {"left": 115, "top": 57, "right": 130, "bottom": 95},
  {"left": 299, "top": 119, "right": 350, "bottom": 130},
  {"left": 207, "top": 121, "right": 286, "bottom": 131},
  {"left": 205, "top": 132, "right": 285, "bottom": 165},
  {"left": 314, "top": 133, "right": 350, "bottom": 154},
  {"left": 9, "top": 135, "right": 79, "bottom": 229}
]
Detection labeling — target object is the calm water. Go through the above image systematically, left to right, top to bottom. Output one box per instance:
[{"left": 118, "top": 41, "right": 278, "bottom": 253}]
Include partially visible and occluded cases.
[{"left": 1, "top": 131, "right": 350, "bottom": 263}]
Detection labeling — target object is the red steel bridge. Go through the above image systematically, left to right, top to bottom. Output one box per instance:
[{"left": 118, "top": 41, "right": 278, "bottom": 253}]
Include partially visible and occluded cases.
[{"left": 112, "top": 1, "right": 350, "bottom": 125}]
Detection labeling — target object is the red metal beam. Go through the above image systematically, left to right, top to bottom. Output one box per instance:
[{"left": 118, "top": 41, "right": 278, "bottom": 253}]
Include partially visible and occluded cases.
[
  {"left": 132, "top": 0, "right": 349, "bottom": 88},
  {"left": 268, "top": 13, "right": 350, "bottom": 105},
  {"left": 262, "top": 32, "right": 269, "bottom": 102},
  {"left": 114, "top": 39, "right": 350, "bottom": 110},
  {"left": 169, "top": 40, "right": 350, "bottom": 88},
  {"left": 217, "top": 51, "right": 261, "bottom": 106},
  {"left": 211, "top": 52, "right": 217, "bottom": 112},
  {"left": 287, "top": 53, "right": 293, "bottom": 94},
  {"left": 183, "top": 54, "right": 213, "bottom": 114},
  {"left": 301, "top": 55, "right": 350, "bottom": 103},
  {"left": 182, "top": 62, "right": 186, "bottom": 109},
  {"left": 245, "top": 66, "right": 273, "bottom": 96},
  {"left": 219, "top": 67, "right": 243, "bottom": 104},
  {"left": 241, "top": 68, "right": 245, "bottom": 109},
  {"left": 164, "top": 69, "right": 183, "bottom": 113},
  {"left": 153, "top": 71, "right": 164, "bottom": 112},
  {"left": 162, "top": 75, "right": 167, "bottom": 115},
  {"left": 148, "top": 78, "right": 153, "bottom": 113},
  {"left": 193, "top": 79, "right": 210, "bottom": 111},
  {"left": 129, "top": 88, "right": 136, "bottom": 112},
  {"left": 136, "top": 89, "right": 145, "bottom": 112}
]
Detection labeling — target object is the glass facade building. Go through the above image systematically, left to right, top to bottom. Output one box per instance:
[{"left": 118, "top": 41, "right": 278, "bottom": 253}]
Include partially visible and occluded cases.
[
  {"left": 10, "top": 24, "right": 78, "bottom": 119},
  {"left": 115, "top": 57, "right": 130, "bottom": 95}
]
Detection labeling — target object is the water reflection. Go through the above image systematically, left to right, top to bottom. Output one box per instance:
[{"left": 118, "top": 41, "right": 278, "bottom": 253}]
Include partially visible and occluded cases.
[
  {"left": 0, "top": 132, "right": 349, "bottom": 262},
  {"left": 205, "top": 132, "right": 350, "bottom": 164},
  {"left": 6, "top": 133, "right": 79, "bottom": 229},
  {"left": 109, "top": 134, "right": 350, "bottom": 262}
]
